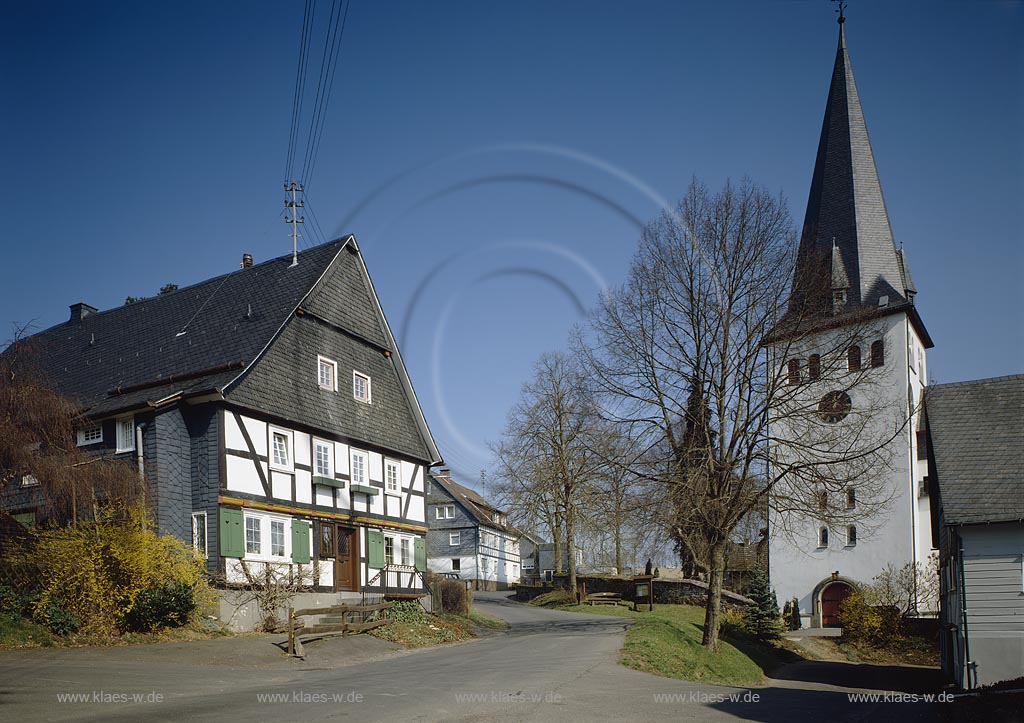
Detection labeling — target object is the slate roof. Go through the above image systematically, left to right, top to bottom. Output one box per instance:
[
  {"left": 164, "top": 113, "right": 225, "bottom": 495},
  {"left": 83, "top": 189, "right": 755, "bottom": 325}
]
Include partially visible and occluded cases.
[
  {"left": 788, "top": 23, "right": 922, "bottom": 324},
  {"left": 7, "top": 237, "right": 440, "bottom": 464},
  {"left": 926, "top": 375, "right": 1024, "bottom": 526},
  {"left": 430, "top": 472, "right": 513, "bottom": 532}
]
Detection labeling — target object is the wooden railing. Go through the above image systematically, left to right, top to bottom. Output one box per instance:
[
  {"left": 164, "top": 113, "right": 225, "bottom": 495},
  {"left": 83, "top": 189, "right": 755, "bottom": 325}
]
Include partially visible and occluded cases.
[{"left": 287, "top": 602, "right": 392, "bottom": 657}]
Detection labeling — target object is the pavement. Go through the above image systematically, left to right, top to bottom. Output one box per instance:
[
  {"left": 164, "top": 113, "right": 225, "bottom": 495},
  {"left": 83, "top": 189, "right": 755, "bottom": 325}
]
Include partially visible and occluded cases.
[{"left": 0, "top": 591, "right": 947, "bottom": 722}]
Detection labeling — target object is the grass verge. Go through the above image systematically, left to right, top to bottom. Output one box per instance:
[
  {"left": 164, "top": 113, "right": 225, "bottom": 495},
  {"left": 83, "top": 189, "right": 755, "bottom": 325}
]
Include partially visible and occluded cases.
[
  {"left": 368, "top": 601, "right": 506, "bottom": 648},
  {"left": 556, "top": 603, "right": 799, "bottom": 687},
  {"left": 0, "top": 614, "right": 230, "bottom": 649}
]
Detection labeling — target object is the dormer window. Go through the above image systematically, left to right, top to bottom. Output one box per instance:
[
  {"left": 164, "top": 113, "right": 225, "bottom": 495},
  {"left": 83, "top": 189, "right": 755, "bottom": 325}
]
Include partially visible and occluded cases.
[
  {"left": 318, "top": 356, "right": 337, "bottom": 391},
  {"left": 353, "top": 371, "right": 371, "bottom": 403}
]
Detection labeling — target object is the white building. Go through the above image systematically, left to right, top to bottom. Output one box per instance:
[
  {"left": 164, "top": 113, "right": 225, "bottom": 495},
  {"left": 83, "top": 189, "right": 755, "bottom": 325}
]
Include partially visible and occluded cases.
[{"left": 767, "top": 17, "right": 935, "bottom": 627}]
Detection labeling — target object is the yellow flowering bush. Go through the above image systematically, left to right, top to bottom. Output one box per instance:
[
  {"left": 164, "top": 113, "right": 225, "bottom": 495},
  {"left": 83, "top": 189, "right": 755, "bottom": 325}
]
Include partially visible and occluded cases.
[{"left": 31, "top": 502, "right": 209, "bottom": 637}]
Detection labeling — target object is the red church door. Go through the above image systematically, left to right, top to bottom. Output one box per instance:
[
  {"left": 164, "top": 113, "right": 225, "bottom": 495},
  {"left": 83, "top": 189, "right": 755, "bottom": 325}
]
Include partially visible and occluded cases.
[{"left": 821, "top": 582, "right": 851, "bottom": 627}]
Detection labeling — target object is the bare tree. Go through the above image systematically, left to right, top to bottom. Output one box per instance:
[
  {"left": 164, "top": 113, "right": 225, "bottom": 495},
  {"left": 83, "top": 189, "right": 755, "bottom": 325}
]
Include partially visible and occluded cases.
[
  {"left": 576, "top": 178, "right": 905, "bottom": 649},
  {"left": 1, "top": 327, "right": 143, "bottom": 525},
  {"left": 491, "top": 352, "right": 604, "bottom": 593}
]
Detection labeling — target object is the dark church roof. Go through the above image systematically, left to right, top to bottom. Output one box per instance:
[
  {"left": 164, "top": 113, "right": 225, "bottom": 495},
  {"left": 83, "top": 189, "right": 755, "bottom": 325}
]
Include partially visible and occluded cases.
[
  {"left": 784, "top": 21, "right": 930, "bottom": 345},
  {"left": 9, "top": 237, "right": 441, "bottom": 464},
  {"left": 926, "top": 375, "right": 1024, "bottom": 526}
]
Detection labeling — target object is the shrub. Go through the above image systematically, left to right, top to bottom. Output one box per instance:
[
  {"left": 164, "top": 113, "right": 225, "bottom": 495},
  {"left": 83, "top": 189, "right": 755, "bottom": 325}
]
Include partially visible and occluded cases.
[
  {"left": 31, "top": 502, "right": 209, "bottom": 636},
  {"left": 744, "top": 566, "right": 783, "bottom": 641},
  {"left": 438, "top": 578, "right": 470, "bottom": 616},
  {"left": 122, "top": 581, "right": 198, "bottom": 632},
  {"left": 528, "top": 589, "right": 576, "bottom": 607},
  {"left": 838, "top": 590, "right": 904, "bottom": 646},
  {"left": 30, "top": 596, "right": 81, "bottom": 636},
  {"left": 387, "top": 600, "right": 429, "bottom": 624},
  {"left": 720, "top": 607, "right": 747, "bottom": 637}
]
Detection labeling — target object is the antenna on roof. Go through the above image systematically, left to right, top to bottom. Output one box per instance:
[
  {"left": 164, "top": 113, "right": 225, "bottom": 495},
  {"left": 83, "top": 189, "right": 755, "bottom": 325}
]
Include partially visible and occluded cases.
[{"left": 284, "top": 180, "right": 305, "bottom": 267}]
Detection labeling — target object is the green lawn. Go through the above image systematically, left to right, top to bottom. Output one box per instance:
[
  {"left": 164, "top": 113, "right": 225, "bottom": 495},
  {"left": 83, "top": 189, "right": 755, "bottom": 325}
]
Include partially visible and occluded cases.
[{"left": 557, "top": 603, "right": 798, "bottom": 687}]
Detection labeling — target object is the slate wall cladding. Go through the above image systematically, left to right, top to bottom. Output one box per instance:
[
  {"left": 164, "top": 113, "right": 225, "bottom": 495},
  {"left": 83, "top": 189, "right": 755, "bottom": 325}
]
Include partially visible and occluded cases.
[
  {"left": 303, "top": 246, "right": 389, "bottom": 348},
  {"left": 227, "top": 254, "right": 430, "bottom": 462},
  {"left": 185, "top": 405, "right": 219, "bottom": 574},
  {"left": 151, "top": 407, "right": 192, "bottom": 541},
  {"left": 425, "top": 478, "right": 483, "bottom": 562}
]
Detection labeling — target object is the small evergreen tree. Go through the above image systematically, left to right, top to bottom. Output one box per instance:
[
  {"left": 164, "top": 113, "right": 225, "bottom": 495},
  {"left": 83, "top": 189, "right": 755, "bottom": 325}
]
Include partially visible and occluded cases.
[{"left": 744, "top": 566, "right": 783, "bottom": 641}]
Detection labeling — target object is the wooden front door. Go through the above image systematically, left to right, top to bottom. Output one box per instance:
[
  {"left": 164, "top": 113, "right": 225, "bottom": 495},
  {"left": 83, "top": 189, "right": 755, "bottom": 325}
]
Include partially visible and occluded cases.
[
  {"left": 334, "top": 525, "right": 359, "bottom": 592},
  {"left": 821, "top": 582, "right": 850, "bottom": 627}
]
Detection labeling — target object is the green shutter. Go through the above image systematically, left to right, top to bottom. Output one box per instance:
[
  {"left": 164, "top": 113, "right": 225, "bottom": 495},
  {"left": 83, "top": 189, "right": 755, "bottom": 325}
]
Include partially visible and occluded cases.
[
  {"left": 219, "top": 506, "right": 244, "bottom": 558},
  {"left": 12, "top": 512, "right": 35, "bottom": 528},
  {"left": 291, "top": 519, "right": 311, "bottom": 563},
  {"left": 367, "top": 529, "right": 385, "bottom": 568},
  {"left": 414, "top": 536, "right": 426, "bottom": 572}
]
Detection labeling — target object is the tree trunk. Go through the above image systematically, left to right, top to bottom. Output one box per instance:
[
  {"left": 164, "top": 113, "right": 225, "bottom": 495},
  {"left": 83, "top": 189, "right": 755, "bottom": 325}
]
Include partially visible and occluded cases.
[
  {"left": 566, "top": 503, "right": 577, "bottom": 594},
  {"left": 552, "top": 514, "right": 564, "bottom": 575},
  {"left": 614, "top": 523, "right": 622, "bottom": 575},
  {"left": 701, "top": 540, "right": 727, "bottom": 650}
]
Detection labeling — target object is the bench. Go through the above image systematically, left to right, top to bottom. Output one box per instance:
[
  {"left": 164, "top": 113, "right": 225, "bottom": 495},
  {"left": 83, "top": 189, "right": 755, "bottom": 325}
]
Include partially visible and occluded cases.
[
  {"left": 586, "top": 592, "right": 623, "bottom": 606},
  {"left": 287, "top": 602, "right": 393, "bottom": 657}
]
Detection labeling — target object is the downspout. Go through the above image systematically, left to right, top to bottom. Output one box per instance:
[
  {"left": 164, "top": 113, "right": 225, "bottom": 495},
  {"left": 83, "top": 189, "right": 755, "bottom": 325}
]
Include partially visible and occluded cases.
[
  {"left": 136, "top": 423, "right": 145, "bottom": 508},
  {"left": 958, "top": 531, "right": 972, "bottom": 690}
]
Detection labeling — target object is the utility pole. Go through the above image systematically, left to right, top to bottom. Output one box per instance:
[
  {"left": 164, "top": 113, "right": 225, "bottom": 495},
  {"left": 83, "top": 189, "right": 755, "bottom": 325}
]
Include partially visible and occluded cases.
[{"left": 284, "top": 180, "right": 305, "bottom": 267}]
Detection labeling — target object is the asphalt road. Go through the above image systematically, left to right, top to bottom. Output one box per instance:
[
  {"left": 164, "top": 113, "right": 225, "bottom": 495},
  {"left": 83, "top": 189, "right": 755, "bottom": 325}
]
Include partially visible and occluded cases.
[{"left": 0, "top": 592, "right": 944, "bottom": 722}]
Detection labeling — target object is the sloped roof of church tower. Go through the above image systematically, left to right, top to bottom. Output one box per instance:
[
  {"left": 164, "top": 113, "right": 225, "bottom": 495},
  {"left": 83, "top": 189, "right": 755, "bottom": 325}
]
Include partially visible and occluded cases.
[{"left": 782, "top": 20, "right": 930, "bottom": 346}]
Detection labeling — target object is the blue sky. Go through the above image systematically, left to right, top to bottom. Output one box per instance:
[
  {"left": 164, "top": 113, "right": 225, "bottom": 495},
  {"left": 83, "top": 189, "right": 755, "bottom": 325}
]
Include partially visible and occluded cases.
[{"left": 2, "top": 1, "right": 1021, "bottom": 484}]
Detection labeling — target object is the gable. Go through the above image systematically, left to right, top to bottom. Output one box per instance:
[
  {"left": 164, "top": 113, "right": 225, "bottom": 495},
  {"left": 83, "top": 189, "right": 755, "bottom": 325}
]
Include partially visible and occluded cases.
[{"left": 225, "top": 243, "right": 438, "bottom": 464}]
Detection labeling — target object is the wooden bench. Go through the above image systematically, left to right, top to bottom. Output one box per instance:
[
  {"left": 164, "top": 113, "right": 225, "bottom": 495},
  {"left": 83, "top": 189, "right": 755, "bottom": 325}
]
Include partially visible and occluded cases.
[
  {"left": 586, "top": 592, "right": 623, "bottom": 606},
  {"left": 287, "top": 602, "right": 392, "bottom": 657}
]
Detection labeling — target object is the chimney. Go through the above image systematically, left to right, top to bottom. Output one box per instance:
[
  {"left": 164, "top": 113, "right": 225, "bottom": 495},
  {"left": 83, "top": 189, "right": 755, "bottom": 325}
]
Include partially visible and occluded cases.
[
  {"left": 241, "top": 253, "right": 253, "bottom": 269},
  {"left": 69, "top": 302, "right": 98, "bottom": 321},
  {"left": 436, "top": 468, "right": 451, "bottom": 479}
]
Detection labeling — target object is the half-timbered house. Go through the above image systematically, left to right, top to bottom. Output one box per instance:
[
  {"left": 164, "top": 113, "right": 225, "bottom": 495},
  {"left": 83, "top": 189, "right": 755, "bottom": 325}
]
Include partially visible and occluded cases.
[{"left": 1, "top": 236, "right": 441, "bottom": 616}]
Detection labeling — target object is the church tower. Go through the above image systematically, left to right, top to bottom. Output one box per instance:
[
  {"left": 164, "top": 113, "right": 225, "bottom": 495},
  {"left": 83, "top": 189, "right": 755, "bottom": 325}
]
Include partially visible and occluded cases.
[{"left": 767, "top": 11, "right": 935, "bottom": 628}]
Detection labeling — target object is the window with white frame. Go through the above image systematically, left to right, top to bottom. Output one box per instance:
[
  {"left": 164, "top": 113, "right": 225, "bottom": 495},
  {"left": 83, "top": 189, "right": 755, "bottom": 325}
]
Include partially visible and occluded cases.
[
  {"left": 318, "top": 356, "right": 337, "bottom": 391},
  {"left": 353, "top": 371, "right": 371, "bottom": 403},
  {"left": 115, "top": 416, "right": 135, "bottom": 453},
  {"left": 77, "top": 423, "right": 102, "bottom": 446},
  {"left": 270, "top": 427, "right": 293, "bottom": 471},
  {"left": 314, "top": 439, "right": 334, "bottom": 478},
  {"left": 350, "top": 450, "right": 367, "bottom": 486},
  {"left": 385, "top": 460, "right": 400, "bottom": 493},
  {"left": 20, "top": 475, "right": 39, "bottom": 488},
  {"left": 435, "top": 504, "right": 455, "bottom": 520},
  {"left": 192, "top": 512, "right": 208, "bottom": 558},
  {"left": 245, "top": 516, "right": 262, "bottom": 555},
  {"left": 271, "top": 519, "right": 286, "bottom": 557},
  {"left": 450, "top": 531, "right": 461, "bottom": 546},
  {"left": 384, "top": 536, "right": 395, "bottom": 565},
  {"left": 400, "top": 538, "right": 411, "bottom": 566}
]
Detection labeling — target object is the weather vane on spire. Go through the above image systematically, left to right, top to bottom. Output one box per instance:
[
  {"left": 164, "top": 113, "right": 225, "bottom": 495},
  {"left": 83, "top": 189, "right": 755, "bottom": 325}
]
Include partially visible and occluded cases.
[{"left": 833, "top": 0, "right": 847, "bottom": 25}]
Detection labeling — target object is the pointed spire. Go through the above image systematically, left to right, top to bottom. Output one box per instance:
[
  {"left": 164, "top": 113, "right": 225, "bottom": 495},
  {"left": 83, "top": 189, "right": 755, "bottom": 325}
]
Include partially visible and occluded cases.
[{"left": 789, "top": 14, "right": 911, "bottom": 317}]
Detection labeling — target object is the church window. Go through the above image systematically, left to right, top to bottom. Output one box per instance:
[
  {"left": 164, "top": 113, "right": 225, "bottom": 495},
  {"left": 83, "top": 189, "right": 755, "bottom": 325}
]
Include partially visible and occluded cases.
[
  {"left": 870, "top": 340, "right": 884, "bottom": 368},
  {"left": 847, "top": 345, "right": 861, "bottom": 372},
  {"left": 808, "top": 354, "right": 821, "bottom": 380},
  {"left": 787, "top": 359, "right": 801, "bottom": 386},
  {"left": 845, "top": 488, "right": 855, "bottom": 509},
  {"left": 818, "top": 491, "right": 828, "bottom": 512},
  {"left": 846, "top": 526, "right": 857, "bottom": 546},
  {"left": 818, "top": 527, "right": 829, "bottom": 548}
]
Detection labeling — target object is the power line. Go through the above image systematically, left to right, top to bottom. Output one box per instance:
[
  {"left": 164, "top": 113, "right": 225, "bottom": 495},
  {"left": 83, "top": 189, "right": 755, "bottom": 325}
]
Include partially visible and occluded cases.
[
  {"left": 285, "top": 0, "right": 316, "bottom": 182},
  {"left": 303, "top": 0, "right": 350, "bottom": 190}
]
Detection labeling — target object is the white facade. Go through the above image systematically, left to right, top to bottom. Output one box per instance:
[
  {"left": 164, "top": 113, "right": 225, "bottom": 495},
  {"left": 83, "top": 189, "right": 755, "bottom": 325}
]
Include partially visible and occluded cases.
[
  {"left": 768, "top": 312, "right": 934, "bottom": 626},
  {"left": 220, "top": 410, "right": 427, "bottom": 593}
]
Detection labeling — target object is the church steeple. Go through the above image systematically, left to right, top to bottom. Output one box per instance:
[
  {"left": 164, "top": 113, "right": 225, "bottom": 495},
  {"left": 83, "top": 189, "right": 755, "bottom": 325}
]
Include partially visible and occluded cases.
[{"left": 790, "top": 15, "right": 916, "bottom": 318}]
